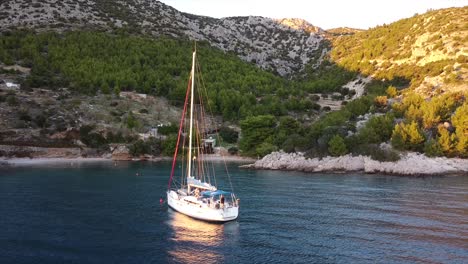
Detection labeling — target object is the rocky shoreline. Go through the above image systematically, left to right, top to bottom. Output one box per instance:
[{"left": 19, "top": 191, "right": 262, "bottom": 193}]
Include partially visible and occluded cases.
[
  {"left": 0, "top": 144, "right": 254, "bottom": 165},
  {"left": 242, "top": 151, "right": 468, "bottom": 176},
  {"left": 0, "top": 152, "right": 254, "bottom": 167}
]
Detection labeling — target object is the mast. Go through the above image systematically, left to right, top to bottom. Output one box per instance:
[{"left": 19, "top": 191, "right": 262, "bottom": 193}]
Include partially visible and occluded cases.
[{"left": 187, "top": 49, "right": 196, "bottom": 192}]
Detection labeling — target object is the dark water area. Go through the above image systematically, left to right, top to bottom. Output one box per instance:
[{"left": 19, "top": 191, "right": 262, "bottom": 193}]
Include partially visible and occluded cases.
[{"left": 0, "top": 161, "right": 467, "bottom": 264}]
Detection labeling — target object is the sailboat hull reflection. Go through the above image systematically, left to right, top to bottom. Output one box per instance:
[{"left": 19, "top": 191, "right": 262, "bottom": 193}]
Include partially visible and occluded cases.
[{"left": 167, "top": 209, "right": 239, "bottom": 263}]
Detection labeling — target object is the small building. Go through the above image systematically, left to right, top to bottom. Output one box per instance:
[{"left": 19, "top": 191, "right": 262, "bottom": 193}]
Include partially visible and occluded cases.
[{"left": 202, "top": 137, "right": 216, "bottom": 154}]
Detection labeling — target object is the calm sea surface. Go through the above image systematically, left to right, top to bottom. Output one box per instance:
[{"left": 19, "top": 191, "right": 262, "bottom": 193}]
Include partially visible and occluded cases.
[{"left": 0, "top": 161, "right": 467, "bottom": 263}]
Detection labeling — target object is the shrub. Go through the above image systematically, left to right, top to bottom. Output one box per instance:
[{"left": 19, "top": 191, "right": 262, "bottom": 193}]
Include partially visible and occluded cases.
[
  {"left": 386, "top": 86, "right": 398, "bottom": 98},
  {"left": 310, "top": 94, "right": 320, "bottom": 101},
  {"left": 331, "top": 94, "right": 344, "bottom": 100},
  {"left": 6, "top": 95, "right": 18, "bottom": 106},
  {"left": 374, "top": 96, "right": 388, "bottom": 108},
  {"left": 19, "top": 109, "right": 32, "bottom": 121},
  {"left": 125, "top": 112, "right": 139, "bottom": 130},
  {"left": 34, "top": 114, "right": 48, "bottom": 128},
  {"left": 391, "top": 121, "right": 425, "bottom": 152},
  {"left": 158, "top": 124, "right": 178, "bottom": 135},
  {"left": 79, "top": 125, "right": 107, "bottom": 148},
  {"left": 219, "top": 126, "right": 239, "bottom": 143},
  {"left": 437, "top": 126, "right": 456, "bottom": 156},
  {"left": 162, "top": 134, "right": 177, "bottom": 156},
  {"left": 281, "top": 134, "right": 308, "bottom": 153},
  {"left": 328, "top": 135, "right": 348, "bottom": 156},
  {"left": 424, "top": 138, "right": 443, "bottom": 157},
  {"left": 129, "top": 140, "right": 150, "bottom": 156},
  {"left": 255, "top": 142, "right": 278, "bottom": 157},
  {"left": 228, "top": 146, "right": 238, "bottom": 155},
  {"left": 369, "top": 147, "right": 400, "bottom": 162}
]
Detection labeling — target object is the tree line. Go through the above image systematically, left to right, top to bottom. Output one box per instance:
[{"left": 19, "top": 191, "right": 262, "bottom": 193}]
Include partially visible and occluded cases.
[{"left": 0, "top": 30, "right": 355, "bottom": 121}]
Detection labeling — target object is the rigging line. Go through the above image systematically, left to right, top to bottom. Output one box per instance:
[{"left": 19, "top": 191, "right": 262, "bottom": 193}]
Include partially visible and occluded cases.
[
  {"left": 197, "top": 58, "right": 233, "bottom": 193},
  {"left": 195, "top": 60, "right": 207, "bottom": 184},
  {"left": 196, "top": 60, "right": 216, "bottom": 186},
  {"left": 197, "top": 60, "right": 220, "bottom": 189},
  {"left": 199, "top": 71, "right": 217, "bottom": 188},
  {"left": 168, "top": 73, "right": 191, "bottom": 190},
  {"left": 195, "top": 73, "right": 209, "bottom": 184},
  {"left": 200, "top": 97, "right": 212, "bottom": 187},
  {"left": 195, "top": 113, "right": 201, "bottom": 180},
  {"left": 197, "top": 116, "right": 208, "bottom": 184},
  {"left": 181, "top": 124, "right": 187, "bottom": 187}
]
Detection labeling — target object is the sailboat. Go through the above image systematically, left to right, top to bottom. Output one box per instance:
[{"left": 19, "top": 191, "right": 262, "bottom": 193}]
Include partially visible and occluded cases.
[{"left": 166, "top": 47, "right": 239, "bottom": 222}]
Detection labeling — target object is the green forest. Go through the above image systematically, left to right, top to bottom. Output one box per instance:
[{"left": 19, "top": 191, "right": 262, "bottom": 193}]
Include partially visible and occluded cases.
[{"left": 0, "top": 30, "right": 355, "bottom": 121}]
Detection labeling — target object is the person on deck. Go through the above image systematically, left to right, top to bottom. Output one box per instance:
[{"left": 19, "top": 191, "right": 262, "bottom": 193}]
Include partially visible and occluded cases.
[{"left": 220, "top": 194, "right": 225, "bottom": 208}]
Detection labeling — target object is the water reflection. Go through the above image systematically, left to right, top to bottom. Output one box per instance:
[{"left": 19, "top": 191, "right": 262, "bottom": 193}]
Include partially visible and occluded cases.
[{"left": 166, "top": 209, "right": 234, "bottom": 263}]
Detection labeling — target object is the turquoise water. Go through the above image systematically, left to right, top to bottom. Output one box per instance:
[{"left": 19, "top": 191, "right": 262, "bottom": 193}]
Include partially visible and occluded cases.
[{"left": 0, "top": 161, "right": 467, "bottom": 263}]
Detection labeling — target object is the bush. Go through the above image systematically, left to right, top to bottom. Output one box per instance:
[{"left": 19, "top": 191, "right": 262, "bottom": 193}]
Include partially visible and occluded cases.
[
  {"left": 386, "top": 86, "right": 398, "bottom": 98},
  {"left": 310, "top": 94, "right": 320, "bottom": 101},
  {"left": 331, "top": 94, "right": 344, "bottom": 100},
  {"left": 6, "top": 95, "right": 18, "bottom": 106},
  {"left": 374, "top": 96, "right": 388, "bottom": 108},
  {"left": 19, "top": 109, "right": 32, "bottom": 121},
  {"left": 126, "top": 112, "right": 139, "bottom": 130},
  {"left": 357, "top": 113, "right": 395, "bottom": 144},
  {"left": 34, "top": 114, "right": 48, "bottom": 128},
  {"left": 391, "top": 121, "right": 425, "bottom": 152},
  {"left": 158, "top": 124, "right": 178, "bottom": 135},
  {"left": 79, "top": 125, "right": 107, "bottom": 149},
  {"left": 219, "top": 126, "right": 239, "bottom": 143},
  {"left": 106, "top": 131, "right": 126, "bottom": 143},
  {"left": 162, "top": 134, "right": 177, "bottom": 156},
  {"left": 281, "top": 134, "right": 308, "bottom": 153},
  {"left": 328, "top": 135, "right": 348, "bottom": 156},
  {"left": 424, "top": 138, "right": 443, "bottom": 157},
  {"left": 129, "top": 140, "right": 150, "bottom": 156},
  {"left": 255, "top": 142, "right": 278, "bottom": 157},
  {"left": 228, "top": 146, "right": 238, "bottom": 155},
  {"left": 369, "top": 147, "right": 400, "bottom": 162}
]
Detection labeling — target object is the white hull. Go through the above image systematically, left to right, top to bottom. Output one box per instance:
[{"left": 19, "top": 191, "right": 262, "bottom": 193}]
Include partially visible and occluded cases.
[{"left": 167, "top": 190, "right": 239, "bottom": 222}]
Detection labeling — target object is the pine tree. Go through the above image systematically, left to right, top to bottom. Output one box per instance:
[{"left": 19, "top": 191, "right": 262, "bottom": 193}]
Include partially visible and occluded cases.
[
  {"left": 452, "top": 102, "right": 468, "bottom": 157},
  {"left": 391, "top": 121, "right": 425, "bottom": 151},
  {"left": 407, "top": 121, "right": 425, "bottom": 149},
  {"left": 391, "top": 123, "right": 407, "bottom": 150},
  {"left": 437, "top": 126, "right": 455, "bottom": 156}
]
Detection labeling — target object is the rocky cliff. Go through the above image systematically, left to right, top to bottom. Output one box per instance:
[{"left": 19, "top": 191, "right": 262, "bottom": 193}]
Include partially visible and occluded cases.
[{"left": 0, "top": 0, "right": 324, "bottom": 76}]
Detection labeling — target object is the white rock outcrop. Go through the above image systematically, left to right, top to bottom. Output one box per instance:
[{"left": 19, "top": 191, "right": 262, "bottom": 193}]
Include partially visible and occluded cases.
[{"left": 247, "top": 151, "right": 468, "bottom": 176}]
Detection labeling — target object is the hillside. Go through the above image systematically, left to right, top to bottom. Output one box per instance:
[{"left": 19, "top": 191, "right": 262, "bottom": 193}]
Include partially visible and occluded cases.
[
  {"left": 0, "top": 0, "right": 324, "bottom": 76},
  {"left": 0, "top": 2, "right": 466, "bottom": 161},
  {"left": 235, "top": 7, "right": 468, "bottom": 159},
  {"left": 330, "top": 7, "right": 468, "bottom": 95}
]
